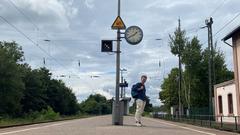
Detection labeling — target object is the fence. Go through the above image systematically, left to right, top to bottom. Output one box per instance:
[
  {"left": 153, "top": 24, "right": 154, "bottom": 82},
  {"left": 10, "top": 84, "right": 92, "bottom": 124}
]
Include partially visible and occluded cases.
[{"left": 152, "top": 113, "right": 240, "bottom": 133}]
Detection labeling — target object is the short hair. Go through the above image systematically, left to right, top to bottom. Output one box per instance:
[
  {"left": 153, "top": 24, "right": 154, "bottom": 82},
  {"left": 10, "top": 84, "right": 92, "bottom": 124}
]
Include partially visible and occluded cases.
[{"left": 141, "top": 75, "right": 147, "bottom": 79}]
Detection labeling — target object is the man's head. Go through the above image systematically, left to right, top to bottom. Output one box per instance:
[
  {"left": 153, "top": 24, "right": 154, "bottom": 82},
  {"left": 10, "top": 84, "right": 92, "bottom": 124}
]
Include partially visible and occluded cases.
[{"left": 141, "top": 75, "right": 147, "bottom": 84}]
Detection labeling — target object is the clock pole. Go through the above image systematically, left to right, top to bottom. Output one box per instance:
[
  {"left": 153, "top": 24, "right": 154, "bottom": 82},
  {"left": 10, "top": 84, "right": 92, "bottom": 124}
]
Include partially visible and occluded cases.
[
  {"left": 110, "top": 0, "right": 142, "bottom": 126},
  {"left": 112, "top": 0, "right": 123, "bottom": 125}
]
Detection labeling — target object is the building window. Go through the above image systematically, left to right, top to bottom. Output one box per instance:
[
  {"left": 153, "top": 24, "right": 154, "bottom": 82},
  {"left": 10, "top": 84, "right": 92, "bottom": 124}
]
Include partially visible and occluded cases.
[
  {"left": 228, "top": 94, "right": 233, "bottom": 114},
  {"left": 218, "top": 96, "right": 223, "bottom": 114}
]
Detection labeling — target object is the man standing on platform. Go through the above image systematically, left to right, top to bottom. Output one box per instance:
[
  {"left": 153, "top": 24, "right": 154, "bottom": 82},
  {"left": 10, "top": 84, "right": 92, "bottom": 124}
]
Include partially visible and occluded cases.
[{"left": 132, "top": 75, "right": 147, "bottom": 127}]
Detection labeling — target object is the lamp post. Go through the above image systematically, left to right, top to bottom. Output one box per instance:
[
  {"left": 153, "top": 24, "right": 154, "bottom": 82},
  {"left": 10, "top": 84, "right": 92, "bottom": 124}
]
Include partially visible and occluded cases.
[
  {"left": 155, "top": 38, "right": 162, "bottom": 67},
  {"left": 43, "top": 39, "right": 51, "bottom": 67},
  {"left": 43, "top": 39, "right": 51, "bottom": 56},
  {"left": 120, "top": 68, "right": 127, "bottom": 98},
  {"left": 90, "top": 75, "right": 100, "bottom": 94}
]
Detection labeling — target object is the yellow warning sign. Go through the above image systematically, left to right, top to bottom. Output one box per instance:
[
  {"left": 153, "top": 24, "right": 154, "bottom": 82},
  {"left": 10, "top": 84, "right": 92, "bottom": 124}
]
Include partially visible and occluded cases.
[{"left": 111, "top": 16, "right": 126, "bottom": 30}]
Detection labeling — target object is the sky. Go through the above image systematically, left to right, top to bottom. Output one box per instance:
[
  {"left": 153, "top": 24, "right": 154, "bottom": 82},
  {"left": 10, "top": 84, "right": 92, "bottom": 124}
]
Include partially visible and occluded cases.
[{"left": 0, "top": 0, "right": 240, "bottom": 106}]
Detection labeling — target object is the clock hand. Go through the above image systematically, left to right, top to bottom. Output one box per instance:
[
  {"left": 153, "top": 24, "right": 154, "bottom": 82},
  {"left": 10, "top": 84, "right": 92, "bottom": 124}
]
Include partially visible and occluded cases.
[{"left": 127, "top": 32, "right": 138, "bottom": 38}]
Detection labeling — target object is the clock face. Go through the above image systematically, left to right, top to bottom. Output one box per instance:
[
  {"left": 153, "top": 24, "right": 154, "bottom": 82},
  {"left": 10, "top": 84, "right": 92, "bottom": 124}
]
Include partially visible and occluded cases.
[{"left": 125, "top": 26, "right": 143, "bottom": 45}]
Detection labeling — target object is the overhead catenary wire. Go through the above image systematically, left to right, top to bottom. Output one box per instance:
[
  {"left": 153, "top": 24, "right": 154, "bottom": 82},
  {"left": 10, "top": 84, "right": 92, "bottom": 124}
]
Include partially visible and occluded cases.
[
  {"left": 6, "top": 0, "right": 96, "bottom": 65},
  {"left": 8, "top": 0, "right": 39, "bottom": 30},
  {"left": 186, "top": 0, "right": 231, "bottom": 35},
  {"left": 209, "top": 0, "right": 229, "bottom": 17},
  {"left": 1, "top": 1, "right": 117, "bottom": 95},
  {"left": 4, "top": 1, "right": 94, "bottom": 76},
  {"left": 201, "top": 12, "right": 240, "bottom": 46},
  {"left": 213, "top": 12, "right": 240, "bottom": 37},
  {"left": 0, "top": 15, "right": 79, "bottom": 78},
  {"left": 0, "top": 20, "right": 100, "bottom": 91}
]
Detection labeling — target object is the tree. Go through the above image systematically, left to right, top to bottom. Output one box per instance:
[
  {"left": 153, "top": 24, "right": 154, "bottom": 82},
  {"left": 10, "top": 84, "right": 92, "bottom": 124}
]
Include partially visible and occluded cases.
[
  {"left": 160, "top": 20, "right": 234, "bottom": 114},
  {"left": 168, "top": 20, "right": 187, "bottom": 115},
  {"left": 169, "top": 20, "right": 187, "bottom": 57},
  {"left": 181, "top": 37, "right": 202, "bottom": 111},
  {"left": 0, "top": 41, "right": 24, "bottom": 116},
  {"left": 0, "top": 41, "right": 80, "bottom": 117},
  {"left": 0, "top": 41, "right": 24, "bottom": 62},
  {"left": 196, "top": 43, "right": 233, "bottom": 107},
  {"left": 21, "top": 67, "right": 48, "bottom": 113},
  {"left": 159, "top": 68, "right": 179, "bottom": 111},
  {"left": 46, "top": 78, "right": 79, "bottom": 115},
  {"left": 79, "top": 94, "right": 111, "bottom": 115},
  {"left": 144, "top": 96, "right": 153, "bottom": 112}
]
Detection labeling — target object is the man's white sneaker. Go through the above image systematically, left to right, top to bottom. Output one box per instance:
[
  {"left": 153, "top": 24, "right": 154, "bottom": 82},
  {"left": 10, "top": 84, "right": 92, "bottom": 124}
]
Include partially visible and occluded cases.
[{"left": 136, "top": 122, "right": 142, "bottom": 127}]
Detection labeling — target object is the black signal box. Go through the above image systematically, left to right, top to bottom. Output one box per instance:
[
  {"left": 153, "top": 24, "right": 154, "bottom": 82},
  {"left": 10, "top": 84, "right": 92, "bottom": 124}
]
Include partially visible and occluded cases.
[{"left": 101, "top": 40, "right": 113, "bottom": 52}]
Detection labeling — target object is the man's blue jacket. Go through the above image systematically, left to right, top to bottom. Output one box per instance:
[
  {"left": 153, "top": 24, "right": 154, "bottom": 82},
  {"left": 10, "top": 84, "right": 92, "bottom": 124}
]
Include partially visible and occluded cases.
[{"left": 134, "top": 82, "right": 146, "bottom": 101}]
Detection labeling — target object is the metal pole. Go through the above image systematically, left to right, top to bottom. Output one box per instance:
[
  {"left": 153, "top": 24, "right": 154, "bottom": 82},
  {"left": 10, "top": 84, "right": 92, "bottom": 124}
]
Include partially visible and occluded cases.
[
  {"left": 112, "top": 0, "right": 123, "bottom": 125},
  {"left": 178, "top": 19, "right": 182, "bottom": 118},
  {"left": 114, "top": 28, "right": 121, "bottom": 124},
  {"left": 178, "top": 54, "right": 182, "bottom": 117},
  {"left": 43, "top": 57, "right": 46, "bottom": 67},
  {"left": 120, "top": 70, "right": 123, "bottom": 98},
  {"left": 124, "top": 79, "right": 126, "bottom": 98},
  {"left": 221, "top": 116, "right": 223, "bottom": 128},
  {"left": 235, "top": 116, "right": 237, "bottom": 131}
]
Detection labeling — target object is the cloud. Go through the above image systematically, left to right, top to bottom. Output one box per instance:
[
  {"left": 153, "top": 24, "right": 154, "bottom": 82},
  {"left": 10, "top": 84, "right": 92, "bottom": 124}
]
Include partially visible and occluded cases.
[
  {"left": 0, "top": 0, "right": 239, "bottom": 106},
  {"left": 0, "top": 0, "right": 79, "bottom": 31},
  {"left": 84, "top": 0, "right": 95, "bottom": 9},
  {"left": 145, "top": 0, "right": 192, "bottom": 9}
]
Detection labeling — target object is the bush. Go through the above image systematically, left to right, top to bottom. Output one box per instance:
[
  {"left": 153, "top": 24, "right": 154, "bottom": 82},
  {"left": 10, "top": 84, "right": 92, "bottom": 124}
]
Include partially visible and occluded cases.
[
  {"left": 27, "top": 106, "right": 59, "bottom": 121},
  {"left": 42, "top": 106, "right": 60, "bottom": 120}
]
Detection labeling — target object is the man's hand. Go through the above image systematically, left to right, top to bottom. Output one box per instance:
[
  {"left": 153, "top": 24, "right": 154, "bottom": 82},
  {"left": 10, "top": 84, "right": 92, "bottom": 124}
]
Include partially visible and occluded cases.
[{"left": 138, "top": 86, "right": 144, "bottom": 91}]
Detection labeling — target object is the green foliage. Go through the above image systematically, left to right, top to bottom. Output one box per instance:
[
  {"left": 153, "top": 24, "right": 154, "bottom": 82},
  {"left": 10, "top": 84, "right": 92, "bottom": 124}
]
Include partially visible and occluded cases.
[
  {"left": 169, "top": 24, "right": 187, "bottom": 56},
  {"left": 160, "top": 25, "right": 233, "bottom": 113},
  {"left": 181, "top": 37, "right": 203, "bottom": 107},
  {"left": 182, "top": 37, "right": 202, "bottom": 72},
  {"left": 0, "top": 41, "right": 79, "bottom": 118},
  {"left": 0, "top": 41, "right": 24, "bottom": 116},
  {"left": 0, "top": 41, "right": 24, "bottom": 62},
  {"left": 21, "top": 67, "right": 48, "bottom": 113},
  {"left": 159, "top": 68, "right": 179, "bottom": 109},
  {"left": 46, "top": 79, "right": 79, "bottom": 115},
  {"left": 79, "top": 94, "right": 111, "bottom": 115},
  {"left": 145, "top": 96, "right": 153, "bottom": 112},
  {"left": 129, "top": 102, "right": 136, "bottom": 114},
  {"left": 155, "top": 105, "right": 169, "bottom": 112},
  {"left": 29, "top": 106, "right": 60, "bottom": 121},
  {"left": 43, "top": 106, "right": 61, "bottom": 120},
  {"left": 152, "top": 106, "right": 161, "bottom": 112}
]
